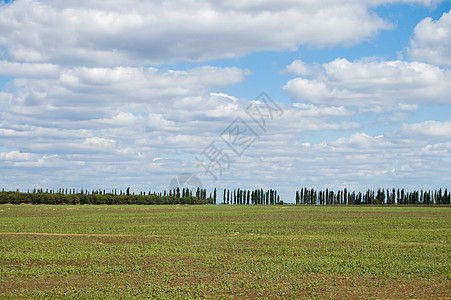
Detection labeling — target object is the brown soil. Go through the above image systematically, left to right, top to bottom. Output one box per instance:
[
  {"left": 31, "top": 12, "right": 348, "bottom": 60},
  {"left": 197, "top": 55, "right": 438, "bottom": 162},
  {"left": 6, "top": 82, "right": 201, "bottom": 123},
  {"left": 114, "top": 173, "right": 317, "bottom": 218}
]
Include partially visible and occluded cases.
[{"left": 0, "top": 232, "right": 133, "bottom": 237}]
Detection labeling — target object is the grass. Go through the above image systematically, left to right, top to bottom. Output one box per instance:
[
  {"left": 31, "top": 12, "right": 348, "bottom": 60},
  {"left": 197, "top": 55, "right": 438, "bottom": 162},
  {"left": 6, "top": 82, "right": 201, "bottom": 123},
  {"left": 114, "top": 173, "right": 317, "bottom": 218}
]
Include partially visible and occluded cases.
[{"left": 0, "top": 205, "right": 449, "bottom": 299}]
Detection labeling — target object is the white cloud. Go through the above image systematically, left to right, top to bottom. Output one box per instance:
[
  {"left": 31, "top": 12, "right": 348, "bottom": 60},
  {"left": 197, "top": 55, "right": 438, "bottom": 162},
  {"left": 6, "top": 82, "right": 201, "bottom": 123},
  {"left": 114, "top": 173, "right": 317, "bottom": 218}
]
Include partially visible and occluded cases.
[
  {"left": 0, "top": 0, "right": 403, "bottom": 65},
  {"left": 409, "top": 10, "right": 451, "bottom": 66},
  {"left": 284, "top": 58, "right": 451, "bottom": 109},
  {"left": 282, "top": 60, "right": 312, "bottom": 76},
  {"left": 0, "top": 61, "right": 60, "bottom": 78},
  {"left": 0, "top": 61, "right": 370, "bottom": 194},
  {"left": 0, "top": 64, "right": 254, "bottom": 178},
  {"left": 0, "top": 65, "right": 249, "bottom": 125},
  {"left": 55, "top": 65, "right": 248, "bottom": 100},
  {"left": 1, "top": 92, "right": 450, "bottom": 197},
  {"left": 210, "top": 93, "right": 239, "bottom": 102},
  {"left": 214, "top": 119, "right": 451, "bottom": 194},
  {"left": 390, "top": 121, "right": 451, "bottom": 140},
  {"left": 286, "top": 122, "right": 451, "bottom": 190},
  {"left": 83, "top": 137, "right": 116, "bottom": 149},
  {"left": 0, "top": 150, "right": 37, "bottom": 161}
]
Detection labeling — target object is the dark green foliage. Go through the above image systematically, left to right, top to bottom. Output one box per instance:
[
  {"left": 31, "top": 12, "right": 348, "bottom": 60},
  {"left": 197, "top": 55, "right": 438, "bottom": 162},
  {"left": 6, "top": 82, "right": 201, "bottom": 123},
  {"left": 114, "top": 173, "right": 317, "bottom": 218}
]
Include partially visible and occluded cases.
[
  {"left": 2, "top": 186, "right": 448, "bottom": 206},
  {"left": 295, "top": 187, "right": 450, "bottom": 205},
  {"left": 0, "top": 188, "right": 214, "bottom": 205},
  {"left": 221, "top": 188, "right": 282, "bottom": 205}
]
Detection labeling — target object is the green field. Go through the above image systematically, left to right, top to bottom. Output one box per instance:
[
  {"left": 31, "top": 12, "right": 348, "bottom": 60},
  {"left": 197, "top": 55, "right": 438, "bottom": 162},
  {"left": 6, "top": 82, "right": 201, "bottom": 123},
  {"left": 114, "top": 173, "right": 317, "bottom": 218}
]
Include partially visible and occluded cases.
[{"left": 0, "top": 205, "right": 450, "bottom": 299}]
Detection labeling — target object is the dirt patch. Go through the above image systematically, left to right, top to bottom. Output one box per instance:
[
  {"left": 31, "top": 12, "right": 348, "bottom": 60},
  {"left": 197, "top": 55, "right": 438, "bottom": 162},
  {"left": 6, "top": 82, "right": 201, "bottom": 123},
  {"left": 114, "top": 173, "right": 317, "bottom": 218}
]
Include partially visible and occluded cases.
[
  {"left": 0, "top": 232, "right": 133, "bottom": 237},
  {"left": 378, "top": 239, "right": 448, "bottom": 247},
  {"left": 310, "top": 273, "right": 451, "bottom": 299},
  {"left": 0, "top": 274, "right": 111, "bottom": 294}
]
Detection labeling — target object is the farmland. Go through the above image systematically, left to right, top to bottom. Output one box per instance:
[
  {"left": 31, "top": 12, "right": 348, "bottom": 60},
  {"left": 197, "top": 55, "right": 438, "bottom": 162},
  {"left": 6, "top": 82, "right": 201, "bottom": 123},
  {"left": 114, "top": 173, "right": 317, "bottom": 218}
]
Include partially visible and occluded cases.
[{"left": 0, "top": 205, "right": 450, "bottom": 299}]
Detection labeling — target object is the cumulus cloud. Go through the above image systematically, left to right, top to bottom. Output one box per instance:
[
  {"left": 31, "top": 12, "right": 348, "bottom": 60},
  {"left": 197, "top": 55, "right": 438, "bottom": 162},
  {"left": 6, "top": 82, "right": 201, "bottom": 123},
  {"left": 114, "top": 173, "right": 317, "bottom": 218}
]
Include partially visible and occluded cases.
[
  {"left": 0, "top": 0, "right": 400, "bottom": 65},
  {"left": 409, "top": 10, "right": 451, "bottom": 66},
  {"left": 283, "top": 58, "right": 451, "bottom": 109},
  {"left": 0, "top": 59, "right": 367, "bottom": 195},
  {"left": 281, "top": 60, "right": 313, "bottom": 76},
  {"left": 0, "top": 61, "right": 60, "bottom": 78},
  {"left": 0, "top": 64, "right": 253, "bottom": 180},
  {"left": 0, "top": 65, "right": 250, "bottom": 126},
  {"left": 1, "top": 77, "right": 450, "bottom": 196},
  {"left": 209, "top": 118, "right": 451, "bottom": 195},
  {"left": 286, "top": 121, "right": 451, "bottom": 190},
  {"left": 390, "top": 121, "right": 451, "bottom": 140},
  {"left": 0, "top": 150, "right": 38, "bottom": 161}
]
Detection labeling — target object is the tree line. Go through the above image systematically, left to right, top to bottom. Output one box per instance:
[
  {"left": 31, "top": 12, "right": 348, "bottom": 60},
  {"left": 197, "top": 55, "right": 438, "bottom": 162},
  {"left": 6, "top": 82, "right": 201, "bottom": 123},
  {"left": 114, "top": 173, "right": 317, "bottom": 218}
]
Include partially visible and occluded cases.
[
  {"left": 0, "top": 187, "right": 216, "bottom": 205},
  {"left": 1, "top": 187, "right": 450, "bottom": 205},
  {"left": 295, "top": 187, "right": 451, "bottom": 205},
  {"left": 222, "top": 188, "right": 282, "bottom": 205}
]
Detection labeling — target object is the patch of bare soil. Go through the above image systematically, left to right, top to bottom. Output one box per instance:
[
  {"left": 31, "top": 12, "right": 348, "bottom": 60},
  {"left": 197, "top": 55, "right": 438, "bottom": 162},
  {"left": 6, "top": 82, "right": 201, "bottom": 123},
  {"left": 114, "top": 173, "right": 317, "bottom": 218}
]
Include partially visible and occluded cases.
[{"left": 0, "top": 232, "right": 132, "bottom": 237}]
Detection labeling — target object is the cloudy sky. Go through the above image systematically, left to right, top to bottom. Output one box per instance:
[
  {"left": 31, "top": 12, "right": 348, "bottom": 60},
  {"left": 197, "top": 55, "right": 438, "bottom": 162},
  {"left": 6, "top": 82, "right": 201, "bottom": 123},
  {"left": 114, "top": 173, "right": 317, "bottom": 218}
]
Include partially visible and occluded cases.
[{"left": 1, "top": 0, "right": 450, "bottom": 202}]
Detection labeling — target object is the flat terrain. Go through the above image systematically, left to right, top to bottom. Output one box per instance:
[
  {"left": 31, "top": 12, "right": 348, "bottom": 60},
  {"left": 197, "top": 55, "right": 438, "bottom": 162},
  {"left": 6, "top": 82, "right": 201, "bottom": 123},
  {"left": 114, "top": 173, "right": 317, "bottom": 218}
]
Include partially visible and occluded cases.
[{"left": 0, "top": 205, "right": 449, "bottom": 299}]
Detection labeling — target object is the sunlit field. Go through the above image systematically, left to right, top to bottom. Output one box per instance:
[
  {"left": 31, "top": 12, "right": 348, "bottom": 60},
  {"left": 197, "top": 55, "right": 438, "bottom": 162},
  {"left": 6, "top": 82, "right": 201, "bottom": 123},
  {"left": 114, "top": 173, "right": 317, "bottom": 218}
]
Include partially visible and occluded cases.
[{"left": 0, "top": 205, "right": 449, "bottom": 299}]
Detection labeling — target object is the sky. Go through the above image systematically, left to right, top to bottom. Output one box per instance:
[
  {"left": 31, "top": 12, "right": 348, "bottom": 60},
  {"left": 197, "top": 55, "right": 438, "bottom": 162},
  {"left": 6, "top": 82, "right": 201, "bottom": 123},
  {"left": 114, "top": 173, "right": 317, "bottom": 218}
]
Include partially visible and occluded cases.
[{"left": 0, "top": 0, "right": 450, "bottom": 202}]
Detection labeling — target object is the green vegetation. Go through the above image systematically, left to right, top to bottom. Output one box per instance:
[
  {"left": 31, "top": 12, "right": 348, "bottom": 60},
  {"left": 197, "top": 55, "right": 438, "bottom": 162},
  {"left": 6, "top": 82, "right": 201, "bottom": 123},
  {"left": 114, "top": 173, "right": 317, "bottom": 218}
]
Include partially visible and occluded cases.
[
  {"left": 2, "top": 186, "right": 449, "bottom": 206},
  {"left": 296, "top": 187, "right": 450, "bottom": 205},
  {"left": 0, "top": 188, "right": 215, "bottom": 205},
  {"left": 223, "top": 188, "right": 281, "bottom": 205},
  {"left": 0, "top": 205, "right": 449, "bottom": 298}
]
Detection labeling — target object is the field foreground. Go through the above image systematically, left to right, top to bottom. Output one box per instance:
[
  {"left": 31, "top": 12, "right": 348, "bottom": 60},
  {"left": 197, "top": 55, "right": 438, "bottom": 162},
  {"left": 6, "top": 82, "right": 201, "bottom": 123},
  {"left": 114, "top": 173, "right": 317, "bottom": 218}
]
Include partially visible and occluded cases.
[{"left": 0, "top": 205, "right": 450, "bottom": 299}]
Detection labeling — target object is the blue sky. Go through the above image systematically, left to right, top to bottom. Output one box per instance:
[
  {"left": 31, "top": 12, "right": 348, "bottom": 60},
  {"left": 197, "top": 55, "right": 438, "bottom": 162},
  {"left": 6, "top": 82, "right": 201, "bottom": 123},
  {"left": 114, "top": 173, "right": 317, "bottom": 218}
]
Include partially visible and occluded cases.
[{"left": 0, "top": 0, "right": 450, "bottom": 202}]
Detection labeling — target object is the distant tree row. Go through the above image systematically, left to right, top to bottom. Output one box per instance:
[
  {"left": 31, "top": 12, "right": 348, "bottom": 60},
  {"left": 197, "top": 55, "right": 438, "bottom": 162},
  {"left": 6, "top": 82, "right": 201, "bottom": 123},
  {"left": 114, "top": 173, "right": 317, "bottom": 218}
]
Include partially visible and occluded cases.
[
  {"left": 0, "top": 187, "right": 215, "bottom": 205},
  {"left": 2, "top": 187, "right": 449, "bottom": 205},
  {"left": 165, "top": 187, "right": 216, "bottom": 204},
  {"left": 295, "top": 187, "right": 451, "bottom": 205},
  {"left": 222, "top": 188, "right": 282, "bottom": 205}
]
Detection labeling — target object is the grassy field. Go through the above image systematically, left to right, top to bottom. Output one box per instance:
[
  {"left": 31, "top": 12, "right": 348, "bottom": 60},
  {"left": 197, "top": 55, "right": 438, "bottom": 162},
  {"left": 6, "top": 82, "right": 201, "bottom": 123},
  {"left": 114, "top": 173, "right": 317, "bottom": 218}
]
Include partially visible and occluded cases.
[{"left": 0, "top": 205, "right": 449, "bottom": 299}]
